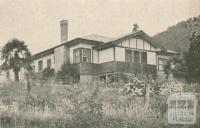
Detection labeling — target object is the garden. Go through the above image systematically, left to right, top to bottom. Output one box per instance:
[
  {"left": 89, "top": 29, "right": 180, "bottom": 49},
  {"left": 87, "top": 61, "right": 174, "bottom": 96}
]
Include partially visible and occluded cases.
[{"left": 0, "top": 73, "right": 199, "bottom": 128}]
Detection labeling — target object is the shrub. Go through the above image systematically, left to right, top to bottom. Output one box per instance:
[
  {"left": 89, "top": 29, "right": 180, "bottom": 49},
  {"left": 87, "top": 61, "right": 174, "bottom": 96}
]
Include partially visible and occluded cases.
[
  {"left": 56, "top": 61, "right": 79, "bottom": 84},
  {"left": 41, "top": 67, "right": 55, "bottom": 80}
]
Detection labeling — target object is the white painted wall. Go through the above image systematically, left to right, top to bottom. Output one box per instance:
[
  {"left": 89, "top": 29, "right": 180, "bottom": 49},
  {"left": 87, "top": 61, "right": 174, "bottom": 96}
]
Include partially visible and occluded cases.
[
  {"left": 119, "top": 37, "right": 156, "bottom": 52},
  {"left": 130, "top": 38, "right": 136, "bottom": 48},
  {"left": 137, "top": 39, "right": 143, "bottom": 49},
  {"left": 122, "top": 40, "right": 129, "bottom": 47},
  {"left": 144, "top": 41, "right": 151, "bottom": 50},
  {"left": 69, "top": 43, "right": 93, "bottom": 63},
  {"left": 99, "top": 47, "right": 114, "bottom": 63},
  {"left": 115, "top": 47, "right": 125, "bottom": 61},
  {"left": 93, "top": 50, "right": 98, "bottom": 63},
  {"left": 147, "top": 52, "right": 156, "bottom": 65},
  {"left": 33, "top": 53, "right": 55, "bottom": 72}
]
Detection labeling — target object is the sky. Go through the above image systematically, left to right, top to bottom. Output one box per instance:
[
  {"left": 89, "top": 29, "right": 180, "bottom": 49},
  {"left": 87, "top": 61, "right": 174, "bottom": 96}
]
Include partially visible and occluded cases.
[{"left": 0, "top": 0, "right": 199, "bottom": 54}]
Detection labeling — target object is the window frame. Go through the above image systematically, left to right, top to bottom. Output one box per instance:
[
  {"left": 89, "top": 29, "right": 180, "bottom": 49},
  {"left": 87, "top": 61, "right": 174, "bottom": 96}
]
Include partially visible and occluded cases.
[
  {"left": 73, "top": 48, "right": 91, "bottom": 64},
  {"left": 73, "top": 48, "right": 81, "bottom": 63},
  {"left": 82, "top": 48, "right": 91, "bottom": 63},
  {"left": 125, "top": 49, "right": 147, "bottom": 64},
  {"left": 125, "top": 49, "right": 132, "bottom": 62},
  {"left": 134, "top": 51, "right": 140, "bottom": 63},
  {"left": 141, "top": 52, "right": 147, "bottom": 64},
  {"left": 158, "top": 57, "right": 168, "bottom": 71},
  {"left": 47, "top": 59, "right": 51, "bottom": 68},
  {"left": 38, "top": 60, "right": 43, "bottom": 71}
]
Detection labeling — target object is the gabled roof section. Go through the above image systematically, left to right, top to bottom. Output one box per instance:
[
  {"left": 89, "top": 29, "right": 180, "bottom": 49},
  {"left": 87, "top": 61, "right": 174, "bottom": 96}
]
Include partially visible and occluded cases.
[
  {"left": 93, "top": 30, "right": 166, "bottom": 50},
  {"left": 79, "top": 34, "right": 113, "bottom": 43},
  {"left": 31, "top": 37, "right": 104, "bottom": 61}
]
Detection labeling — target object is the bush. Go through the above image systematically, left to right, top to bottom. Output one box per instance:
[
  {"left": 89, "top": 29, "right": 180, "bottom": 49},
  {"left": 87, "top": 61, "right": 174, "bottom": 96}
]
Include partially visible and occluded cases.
[
  {"left": 56, "top": 61, "right": 79, "bottom": 84},
  {"left": 41, "top": 67, "right": 54, "bottom": 80}
]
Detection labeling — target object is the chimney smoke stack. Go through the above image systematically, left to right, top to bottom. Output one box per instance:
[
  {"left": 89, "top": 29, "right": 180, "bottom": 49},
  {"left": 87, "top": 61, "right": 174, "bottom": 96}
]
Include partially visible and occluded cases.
[{"left": 60, "top": 20, "right": 68, "bottom": 43}]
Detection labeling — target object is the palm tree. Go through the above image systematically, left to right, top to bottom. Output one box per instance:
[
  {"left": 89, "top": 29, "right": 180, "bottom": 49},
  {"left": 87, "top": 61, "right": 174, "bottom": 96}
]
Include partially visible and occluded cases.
[{"left": 1, "top": 38, "right": 31, "bottom": 81}]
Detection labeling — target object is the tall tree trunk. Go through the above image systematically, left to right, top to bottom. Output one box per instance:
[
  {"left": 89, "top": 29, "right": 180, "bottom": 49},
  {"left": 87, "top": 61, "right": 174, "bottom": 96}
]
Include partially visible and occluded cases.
[
  {"left": 14, "top": 69, "right": 19, "bottom": 82},
  {"left": 26, "top": 73, "right": 31, "bottom": 99}
]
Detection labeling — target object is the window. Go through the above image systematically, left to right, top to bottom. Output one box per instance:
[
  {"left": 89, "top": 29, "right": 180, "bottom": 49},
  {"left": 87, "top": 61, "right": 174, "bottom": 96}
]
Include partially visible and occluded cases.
[
  {"left": 73, "top": 48, "right": 81, "bottom": 63},
  {"left": 73, "top": 48, "right": 91, "bottom": 63},
  {"left": 82, "top": 49, "right": 91, "bottom": 63},
  {"left": 125, "top": 49, "right": 132, "bottom": 62},
  {"left": 125, "top": 49, "right": 146, "bottom": 63},
  {"left": 134, "top": 51, "right": 140, "bottom": 63},
  {"left": 141, "top": 52, "right": 147, "bottom": 64},
  {"left": 158, "top": 58, "right": 167, "bottom": 70},
  {"left": 47, "top": 59, "right": 51, "bottom": 68},
  {"left": 38, "top": 60, "right": 43, "bottom": 71}
]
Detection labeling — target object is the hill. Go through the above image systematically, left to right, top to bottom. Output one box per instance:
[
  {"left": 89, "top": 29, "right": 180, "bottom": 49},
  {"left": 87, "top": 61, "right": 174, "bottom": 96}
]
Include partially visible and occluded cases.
[{"left": 153, "top": 15, "right": 200, "bottom": 52}]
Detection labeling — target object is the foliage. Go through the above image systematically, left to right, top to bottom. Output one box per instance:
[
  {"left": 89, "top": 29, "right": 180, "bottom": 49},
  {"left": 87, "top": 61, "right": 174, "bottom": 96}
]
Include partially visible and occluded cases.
[
  {"left": 153, "top": 15, "right": 200, "bottom": 52},
  {"left": 185, "top": 35, "right": 200, "bottom": 84},
  {"left": 0, "top": 38, "right": 31, "bottom": 81},
  {"left": 164, "top": 55, "right": 187, "bottom": 80},
  {"left": 56, "top": 61, "right": 79, "bottom": 84},
  {"left": 41, "top": 66, "right": 55, "bottom": 80},
  {"left": 120, "top": 77, "right": 146, "bottom": 96},
  {"left": 0, "top": 80, "right": 199, "bottom": 127}
]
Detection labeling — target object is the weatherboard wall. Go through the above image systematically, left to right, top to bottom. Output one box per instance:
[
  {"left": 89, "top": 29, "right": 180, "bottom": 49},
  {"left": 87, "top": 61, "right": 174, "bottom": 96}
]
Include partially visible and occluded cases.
[
  {"left": 117, "top": 37, "right": 156, "bottom": 51},
  {"left": 99, "top": 47, "right": 114, "bottom": 63},
  {"left": 33, "top": 53, "right": 55, "bottom": 72}
]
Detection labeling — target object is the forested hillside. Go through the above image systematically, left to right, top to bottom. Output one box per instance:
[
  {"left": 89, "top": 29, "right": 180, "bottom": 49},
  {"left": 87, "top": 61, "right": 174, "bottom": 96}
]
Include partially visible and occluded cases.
[{"left": 153, "top": 15, "right": 200, "bottom": 52}]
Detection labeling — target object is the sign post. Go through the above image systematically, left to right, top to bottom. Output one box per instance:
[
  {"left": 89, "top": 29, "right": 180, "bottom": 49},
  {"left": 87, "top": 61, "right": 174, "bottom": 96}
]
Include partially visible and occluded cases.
[{"left": 167, "top": 92, "right": 198, "bottom": 125}]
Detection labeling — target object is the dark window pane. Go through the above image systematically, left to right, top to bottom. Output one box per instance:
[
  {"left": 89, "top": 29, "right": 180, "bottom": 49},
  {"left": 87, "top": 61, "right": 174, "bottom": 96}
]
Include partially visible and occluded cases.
[
  {"left": 73, "top": 48, "right": 81, "bottom": 63},
  {"left": 82, "top": 49, "right": 91, "bottom": 63},
  {"left": 125, "top": 49, "right": 132, "bottom": 62},
  {"left": 134, "top": 51, "right": 140, "bottom": 63},
  {"left": 141, "top": 52, "right": 147, "bottom": 64},
  {"left": 158, "top": 58, "right": 168, "bottom": 71},
  {"left": 47, "top": 59, "right": 51, "bottom": 68},
  {"left": 38, "top": 60, "right": 43, "bottom": 71}
]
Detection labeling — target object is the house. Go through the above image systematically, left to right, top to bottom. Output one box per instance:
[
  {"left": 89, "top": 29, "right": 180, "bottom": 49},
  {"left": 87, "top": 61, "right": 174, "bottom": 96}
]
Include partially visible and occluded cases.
[{"left": 30, "top": 20, "right": 176, "bottom": 83}]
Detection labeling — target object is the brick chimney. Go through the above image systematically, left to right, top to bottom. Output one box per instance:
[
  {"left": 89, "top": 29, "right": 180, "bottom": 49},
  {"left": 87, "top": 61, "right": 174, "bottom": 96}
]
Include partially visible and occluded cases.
[{"left": 60, "top": 20, "right": 68, "bottom": 43}]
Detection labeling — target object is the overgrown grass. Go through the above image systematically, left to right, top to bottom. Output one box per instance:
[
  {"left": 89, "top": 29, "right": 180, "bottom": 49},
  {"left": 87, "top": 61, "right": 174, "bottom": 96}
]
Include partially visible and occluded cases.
[{"left": 0, "top": 79, "right": 199, "bottom": 128}]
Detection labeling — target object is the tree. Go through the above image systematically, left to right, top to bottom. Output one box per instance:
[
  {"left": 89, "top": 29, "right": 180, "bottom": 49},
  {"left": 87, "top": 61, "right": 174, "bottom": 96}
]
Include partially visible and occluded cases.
[
  {"left": 185, "top": 35, "right": 200, "bottom": 84},
  {"left": 0, "top": 39, "right": 31, "bottom": 81},
  {"left": 164, "top": 55, "right": 187, "bottom": 80}
]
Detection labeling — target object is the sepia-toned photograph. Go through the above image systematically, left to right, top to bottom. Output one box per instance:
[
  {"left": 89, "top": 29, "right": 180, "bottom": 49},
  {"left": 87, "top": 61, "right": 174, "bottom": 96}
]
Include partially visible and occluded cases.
[{"left": 0, "top": 0, "right": 200, "bottom": 127}]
